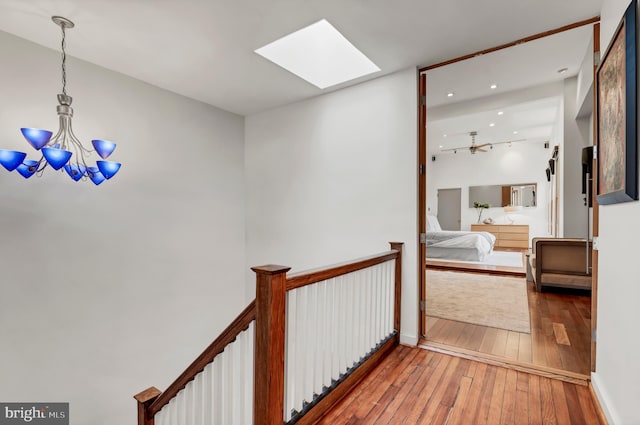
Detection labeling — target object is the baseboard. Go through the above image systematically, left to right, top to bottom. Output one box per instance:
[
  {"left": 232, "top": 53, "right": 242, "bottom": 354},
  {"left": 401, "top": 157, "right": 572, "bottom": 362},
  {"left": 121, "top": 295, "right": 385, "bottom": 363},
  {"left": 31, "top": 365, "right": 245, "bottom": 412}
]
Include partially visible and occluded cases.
[
  {"left": 400, "top": 333, "right": 418, "bottom": 346},
  {"left": 590, "top": 373, "right": 615, "bottom": 425}
]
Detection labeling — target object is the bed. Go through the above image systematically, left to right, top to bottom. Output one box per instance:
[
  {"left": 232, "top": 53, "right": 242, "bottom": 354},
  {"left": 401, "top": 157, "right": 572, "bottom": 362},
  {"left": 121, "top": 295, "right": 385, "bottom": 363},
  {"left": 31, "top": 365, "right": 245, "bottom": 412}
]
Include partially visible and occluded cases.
[{"left": 426, "top": 215, "right": 496, "bottom": 262}]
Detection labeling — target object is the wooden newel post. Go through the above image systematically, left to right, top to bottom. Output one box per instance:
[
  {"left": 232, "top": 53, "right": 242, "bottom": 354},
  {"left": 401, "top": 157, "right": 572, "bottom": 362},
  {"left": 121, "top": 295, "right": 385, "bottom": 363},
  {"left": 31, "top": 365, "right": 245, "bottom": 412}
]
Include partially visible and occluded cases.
[
  {"left": 389, "top": 242, "right": 404, "bottom": 338},
  {"left": 252, "top": 264, "right": 291, "bottom": 425},
  {"left": 133, "top": 387, "right": 161, "bottom": 425}
]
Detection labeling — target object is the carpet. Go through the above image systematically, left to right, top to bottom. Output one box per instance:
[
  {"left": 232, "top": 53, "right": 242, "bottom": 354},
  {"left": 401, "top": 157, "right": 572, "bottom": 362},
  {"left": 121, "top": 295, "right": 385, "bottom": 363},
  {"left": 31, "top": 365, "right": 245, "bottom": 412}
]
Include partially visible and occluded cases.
[
  {"left": 437, "top": 251, "right": 524, "bottom": 268},
  {"left": 426, "top": 270, "right": 531, "bottom": 333}
]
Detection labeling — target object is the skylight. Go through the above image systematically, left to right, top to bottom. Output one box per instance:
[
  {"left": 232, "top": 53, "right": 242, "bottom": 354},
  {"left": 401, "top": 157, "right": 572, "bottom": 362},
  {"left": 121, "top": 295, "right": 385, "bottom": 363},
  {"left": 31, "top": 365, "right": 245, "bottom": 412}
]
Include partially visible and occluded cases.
[{"left": 255, "top": 19, "right": 380, "bottom": 89}]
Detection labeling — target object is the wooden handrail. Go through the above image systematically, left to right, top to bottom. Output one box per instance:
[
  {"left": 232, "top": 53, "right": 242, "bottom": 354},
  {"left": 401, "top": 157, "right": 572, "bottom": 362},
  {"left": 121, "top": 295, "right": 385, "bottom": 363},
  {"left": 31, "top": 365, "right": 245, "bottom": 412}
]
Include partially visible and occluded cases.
[
  {"left": 286, "top": 249, "right": 400, "bottom": 291},
  {"left": 146, "top": 300, "right": 257, "bottom": 416}
]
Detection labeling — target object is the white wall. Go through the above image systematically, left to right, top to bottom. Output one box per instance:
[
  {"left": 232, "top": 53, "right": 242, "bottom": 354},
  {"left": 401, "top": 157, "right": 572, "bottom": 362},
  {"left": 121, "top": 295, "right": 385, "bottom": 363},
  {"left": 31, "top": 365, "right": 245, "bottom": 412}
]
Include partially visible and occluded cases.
[
  {"left": 591, "top": 1, "right": 640, "bottom": 423},
  {"left": 0, "top": 31, "right": 246, "bottom": 425},
  {"left": 576, "top": 35, "right": 595, "bottom": 116},
  {"left": 245, "top": 68, "right": 418, "bottom": 344},
  {"left": 563, "top": 77, "right": 591, "bottom": 238},
  {"left": 427, "top": 141, "right": 552, "bottom": 241}
]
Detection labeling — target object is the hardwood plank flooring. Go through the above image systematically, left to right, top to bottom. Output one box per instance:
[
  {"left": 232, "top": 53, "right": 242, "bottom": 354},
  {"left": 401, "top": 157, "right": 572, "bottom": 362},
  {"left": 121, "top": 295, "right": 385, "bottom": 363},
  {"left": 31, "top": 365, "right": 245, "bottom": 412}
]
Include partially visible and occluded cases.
[
  {"left": 425, "top": 278, "right": 591, "bottom": 375},
  {"left": 316, "top": 346, "right": 603, "bottom": 425}
]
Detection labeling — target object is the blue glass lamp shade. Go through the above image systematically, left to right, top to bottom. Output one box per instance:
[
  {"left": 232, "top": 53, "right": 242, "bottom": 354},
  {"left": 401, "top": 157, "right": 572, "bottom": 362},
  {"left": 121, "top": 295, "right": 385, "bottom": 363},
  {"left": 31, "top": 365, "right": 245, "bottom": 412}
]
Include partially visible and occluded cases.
[
  {"left": 20, "top": 128, "right": 53, "bottom": 150},
  {"left": 92, "top": 140, "right": 116, "bottom": 159},
  {"left": 42, "top": 147, "right": 72, "bottom": 170},
  {"left": 0, "top": 150, "right": 27, "bottom": 171},
  {"left": 16, "top": 160, "right": 40, "bottom": 178},
  {"left": 97, "top": 160, "right": 121, "bottom": 179},
  {"left": 64, "top": 164, "right": 86, "bottom": 181},
  {"left": 86, "top": 167, "right": 105, "bottom": 185}
]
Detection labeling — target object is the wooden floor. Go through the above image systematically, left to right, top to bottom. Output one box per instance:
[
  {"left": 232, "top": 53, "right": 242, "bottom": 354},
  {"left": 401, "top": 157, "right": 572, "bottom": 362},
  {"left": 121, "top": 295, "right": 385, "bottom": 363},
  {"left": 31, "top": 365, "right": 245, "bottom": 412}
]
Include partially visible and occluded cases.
[
  {"left": 424, "top": 277, "right": 591, "bottom": 375},
  {"left": 317, "top": 346, "right": 604, "bottom": 425}
]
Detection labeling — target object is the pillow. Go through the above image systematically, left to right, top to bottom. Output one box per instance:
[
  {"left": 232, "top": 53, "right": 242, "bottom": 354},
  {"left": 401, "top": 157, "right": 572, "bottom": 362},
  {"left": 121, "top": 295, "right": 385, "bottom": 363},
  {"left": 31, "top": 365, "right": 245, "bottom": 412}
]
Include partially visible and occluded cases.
[{"left": 427, "top": 215, "right": 442, "bottom": 232}]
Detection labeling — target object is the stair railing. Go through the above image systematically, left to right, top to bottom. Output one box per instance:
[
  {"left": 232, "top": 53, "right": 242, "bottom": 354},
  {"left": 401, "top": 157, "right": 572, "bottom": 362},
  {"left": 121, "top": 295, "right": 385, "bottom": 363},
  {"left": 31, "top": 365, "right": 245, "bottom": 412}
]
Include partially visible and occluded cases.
[{"left": 135, "top": 242, "right": 403, "bottom": 425}]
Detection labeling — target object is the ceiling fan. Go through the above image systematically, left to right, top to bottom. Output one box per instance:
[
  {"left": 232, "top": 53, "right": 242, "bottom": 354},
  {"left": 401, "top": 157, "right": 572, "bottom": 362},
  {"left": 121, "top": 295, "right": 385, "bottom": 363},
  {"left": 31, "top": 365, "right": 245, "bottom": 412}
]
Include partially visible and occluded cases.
[{"left": 441, "top": 131, "right": 526, "bottom": 154}]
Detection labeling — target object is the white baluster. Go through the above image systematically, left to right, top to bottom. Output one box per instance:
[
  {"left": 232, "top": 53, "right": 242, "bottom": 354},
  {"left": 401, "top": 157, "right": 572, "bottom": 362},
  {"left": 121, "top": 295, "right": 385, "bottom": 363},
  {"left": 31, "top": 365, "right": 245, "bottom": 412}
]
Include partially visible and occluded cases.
[
  {"left": 389, "top": 260, "right": 395, "bottom": 334},
  {"left": 378, "top": 264, "right": 384, "bottom": 340},
  {"left": 373, "top": 265, "right": 379, "bottom": 346},
  {"left": 365, "top": 267, "right": 373, "bottom": 352},
  {"left": 348, "top": 272, "right": 356, "bottom": 368},
  {"left": 335, "top": 275, "right": 345, "bottom": 380},
  {"left": 328, "top": 277, "right": 338, "bottom": 383},
  {"left": 316, "top": 281, "right": 323, "bottom": 394},
  {"left": 295, "top": 286, "right": 306, "bottom": 416},
  {"left": 285, "top": 291, "right": 295, "bottom": 421},
  {"left": 245, "top": 324, "right": 255, "bottom": 425},
  {"left": 233, "top": 334, "right": 243, "bottom": 421},
  {"left": 223, "top": 341, "right": 234, "bottom": 424},
  {"left": 212, "top": 354, "right": 222, "bottom": 425},
  {"left": 202, "top": 362, "right": 212, "bottom": 425},
  {"left": 193, "top": 370, "right": 204, "bottom": 425},
  {"left": 185, "top": 380, "right": 194, "bottom": 424},
  {"left": 169, "top": 397, "right": 177, "bottom": 425},
  {"left": 155, "top": 407, "right": 165, "bottom": 425}
]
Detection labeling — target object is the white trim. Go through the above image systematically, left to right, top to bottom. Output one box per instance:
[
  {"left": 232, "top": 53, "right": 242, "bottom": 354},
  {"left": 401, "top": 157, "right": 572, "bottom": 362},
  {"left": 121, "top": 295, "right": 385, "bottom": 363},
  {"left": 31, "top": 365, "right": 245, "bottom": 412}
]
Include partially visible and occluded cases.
[
  {"left": 400, "top": 333, "right": 419, "bottom": 346},
  {"left": 591, "top": 371, "right": 619, "bottom": 424}
]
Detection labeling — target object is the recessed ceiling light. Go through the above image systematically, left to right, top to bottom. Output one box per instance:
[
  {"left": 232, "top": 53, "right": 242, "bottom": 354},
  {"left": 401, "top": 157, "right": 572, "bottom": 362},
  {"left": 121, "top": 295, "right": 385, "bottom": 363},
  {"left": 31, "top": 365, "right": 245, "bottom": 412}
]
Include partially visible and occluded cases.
[
  {"left": 254, "top": 19, "right": 380, "bottom": 89},
  {"left": 557, "top": 67, "right": 568, "bottom": 74},
  {"left": 490, "top": 84, "right": 498, "bottom": 89},
  {"left": 447, "top": 92, "right": 454, "bottom": 97},
  {"left": 497, "top": 111, "right": 504, "bottom": 116},
  {"left": 489, "top": 123, "right": 495, "bottom": 127},
  {"left": 513, "top": 130, "right": 518, "bottom": 135},
  {"left": 443, "top": 134, "right": 447, "bottom": 138},
  {"left": 439, "top": 145, "right": 443, "bottom": 148}
]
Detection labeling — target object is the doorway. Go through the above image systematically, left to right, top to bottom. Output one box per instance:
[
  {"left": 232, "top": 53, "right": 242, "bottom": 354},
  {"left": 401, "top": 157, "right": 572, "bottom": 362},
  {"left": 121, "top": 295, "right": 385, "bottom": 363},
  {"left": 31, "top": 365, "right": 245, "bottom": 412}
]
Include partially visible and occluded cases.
[
  {"left": 417, "top": 18, "right": 600, "bottom": 379},
  {"left": 437, "top": 188, "right": 461, "bottom": 230}
]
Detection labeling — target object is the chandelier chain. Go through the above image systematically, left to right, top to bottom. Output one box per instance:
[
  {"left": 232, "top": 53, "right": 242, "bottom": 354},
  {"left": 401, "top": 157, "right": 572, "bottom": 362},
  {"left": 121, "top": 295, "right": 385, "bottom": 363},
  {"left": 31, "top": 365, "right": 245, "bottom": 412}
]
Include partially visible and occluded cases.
[{"left": 60, "top": 24, "right": 67, "bottom": 95}]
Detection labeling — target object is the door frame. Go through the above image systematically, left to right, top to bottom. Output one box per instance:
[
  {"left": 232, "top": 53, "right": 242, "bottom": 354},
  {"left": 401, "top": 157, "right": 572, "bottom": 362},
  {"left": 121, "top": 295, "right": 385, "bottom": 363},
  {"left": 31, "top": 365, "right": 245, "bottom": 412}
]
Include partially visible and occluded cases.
[{"left": 416, "top": 17, "right": 601, "bottom": 372}]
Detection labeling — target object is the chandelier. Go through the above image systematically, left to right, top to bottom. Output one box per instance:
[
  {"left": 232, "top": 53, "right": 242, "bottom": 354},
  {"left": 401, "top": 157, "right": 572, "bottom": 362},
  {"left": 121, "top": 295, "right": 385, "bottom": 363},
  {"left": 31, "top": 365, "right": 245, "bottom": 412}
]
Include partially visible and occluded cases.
[{"left": 0, "top": 16, "right": 121, "bottom": 185}]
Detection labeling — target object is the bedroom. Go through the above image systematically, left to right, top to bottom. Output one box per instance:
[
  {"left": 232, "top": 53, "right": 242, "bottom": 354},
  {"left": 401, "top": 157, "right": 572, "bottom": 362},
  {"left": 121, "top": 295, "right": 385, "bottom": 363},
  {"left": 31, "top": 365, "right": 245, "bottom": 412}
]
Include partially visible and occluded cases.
[{"left": 420, "top": 22, "right": 595, "bottom": 377}]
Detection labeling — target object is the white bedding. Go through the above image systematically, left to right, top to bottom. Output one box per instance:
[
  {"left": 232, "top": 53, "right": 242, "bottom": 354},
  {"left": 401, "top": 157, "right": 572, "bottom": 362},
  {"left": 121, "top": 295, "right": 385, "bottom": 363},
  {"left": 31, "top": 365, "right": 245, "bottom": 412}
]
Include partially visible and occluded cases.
[
  {"left": 425, "top": 230, "right": 496, "bottom": 262},
  {"left": 426, "top": 230, "right": 496, "bottom": 247}
]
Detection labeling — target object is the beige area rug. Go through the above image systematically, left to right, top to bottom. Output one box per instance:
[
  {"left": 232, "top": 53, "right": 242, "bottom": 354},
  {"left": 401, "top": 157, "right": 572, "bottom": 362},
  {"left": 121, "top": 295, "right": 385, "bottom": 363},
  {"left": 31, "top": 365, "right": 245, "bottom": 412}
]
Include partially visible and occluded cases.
[{"left": 426, "top": 270, "right": 531, "bottom": 333}]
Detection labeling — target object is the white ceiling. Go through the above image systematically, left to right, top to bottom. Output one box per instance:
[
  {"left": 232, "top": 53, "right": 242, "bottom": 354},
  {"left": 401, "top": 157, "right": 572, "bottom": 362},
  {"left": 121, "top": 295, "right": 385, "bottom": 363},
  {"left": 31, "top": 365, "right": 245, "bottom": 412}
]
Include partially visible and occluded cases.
[
  {"left": 0, "top": 0, "right": 601, "bottom": 116},
  {"left": 426, "top": 25, "right": 594, "bottom": 156}
]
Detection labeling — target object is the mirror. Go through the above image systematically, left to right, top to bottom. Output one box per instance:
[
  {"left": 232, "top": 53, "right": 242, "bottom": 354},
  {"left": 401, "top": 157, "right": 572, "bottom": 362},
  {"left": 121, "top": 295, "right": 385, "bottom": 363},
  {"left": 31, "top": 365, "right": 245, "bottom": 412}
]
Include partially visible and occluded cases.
[{"left": 468, "top": 183, "right": 537, "bottom": 208}]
